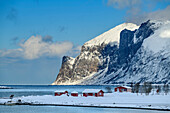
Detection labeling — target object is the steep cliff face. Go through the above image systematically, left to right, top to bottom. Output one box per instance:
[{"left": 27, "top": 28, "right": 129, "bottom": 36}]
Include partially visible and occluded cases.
[
  {"left": 52, "top": 20, "right": 170, "bottom": 85},
  {"left": 52, "top": 23, "right": 138, "bottom": 85},
  {"left": 54, "top": 56, "right": 75, "bottom": 84}
]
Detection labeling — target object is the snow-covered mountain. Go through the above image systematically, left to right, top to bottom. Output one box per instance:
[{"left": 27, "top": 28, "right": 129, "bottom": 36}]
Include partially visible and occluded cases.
[{"left": 52, "top": 20, "right": 170, "bottom": 85}]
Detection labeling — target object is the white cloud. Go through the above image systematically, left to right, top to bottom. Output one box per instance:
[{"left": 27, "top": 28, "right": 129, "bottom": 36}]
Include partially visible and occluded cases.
[
  {"left": 107, "top": 0, "right": 170, "bottom": 24},
  {"left": 107, "top": 0, "right": 140, "bottom": 9},
  {"left": 126, "top": 5, "right": 170, "bottom": 24},
  {"left": 145, "top": 6, "right": 170, "bottom": 22},
  {"left": 0, "top": 36, "right": 80, "bottom": 60},
  {"left": 0, "top": 48, "right": 23, "bottom": 58}
]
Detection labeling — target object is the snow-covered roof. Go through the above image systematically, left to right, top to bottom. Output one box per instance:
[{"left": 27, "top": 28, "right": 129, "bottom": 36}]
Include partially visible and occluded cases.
[
  {"left": 116, "top": 86, "right": 131, "bottom": 89},
  {"left": 122, "top": 86, "right": 131, "bottom": 89},
  {"left": 82, "top": 89, "right": 103, "bottom": 93},
  {"left": 54, "top": 90, "right": 68, "bottom": 92},
  {"left": 71, "top": 91, "right": 78, "bottom": 93}
]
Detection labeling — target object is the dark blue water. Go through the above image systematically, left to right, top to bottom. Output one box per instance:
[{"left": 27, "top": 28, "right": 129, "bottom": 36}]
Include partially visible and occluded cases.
[{"left": 0, "top": 85, "right": 118, "bottom": 98}]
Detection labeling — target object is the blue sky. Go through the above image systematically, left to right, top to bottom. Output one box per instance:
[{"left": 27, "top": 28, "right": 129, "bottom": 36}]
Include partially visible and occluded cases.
[
  {"left": 0, "top": 0, "right": 170, "bottom": 85},
  {"left": 0, "top": 0, "right": 125, "bottom": 49}
]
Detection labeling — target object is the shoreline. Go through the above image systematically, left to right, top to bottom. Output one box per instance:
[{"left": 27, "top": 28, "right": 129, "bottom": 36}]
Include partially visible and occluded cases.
[
  {"left": 1, "top": 93, "right": 169, "bottom": 111},
  {"left": 0, "top": 103, "right": 169, "bottom": 111}
]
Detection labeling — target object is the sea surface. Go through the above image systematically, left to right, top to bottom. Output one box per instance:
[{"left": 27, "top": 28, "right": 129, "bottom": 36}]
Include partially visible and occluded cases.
[{"left": 0, "top": 85, "right": 169, "bottom": 113}]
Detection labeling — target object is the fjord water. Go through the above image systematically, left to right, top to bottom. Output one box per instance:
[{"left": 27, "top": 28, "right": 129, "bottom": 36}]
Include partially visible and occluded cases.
[
  {"left": 0, "top": 85, "right": 169, "bottom": 113},
  {"left": 0, "top": 85, "right": 118, "bottom": 98}
]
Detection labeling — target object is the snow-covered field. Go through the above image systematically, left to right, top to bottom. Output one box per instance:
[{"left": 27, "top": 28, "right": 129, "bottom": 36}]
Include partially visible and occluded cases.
[
  {"left": 0, "top": 86, "right": 13, "bottom": 89},
  {"left": 0, "top": 93, "right": 170, "bottom": 110}
]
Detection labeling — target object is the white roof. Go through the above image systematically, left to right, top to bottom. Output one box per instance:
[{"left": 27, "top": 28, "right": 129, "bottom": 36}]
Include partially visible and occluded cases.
[
  {"left": 117, "top": 86, "right": 131, "bottom": 89},
  {"left": 122, "top": 86, "right": 132, "bottom": 89},
  {"left": 82, "top": 89, "right": 103, "bottom": 93},
  {"left": 54, "top": 90, "right": 67, "bottom": 92},
  {"left": 71, "top": 91, "right": 78, "bottom": 93}
]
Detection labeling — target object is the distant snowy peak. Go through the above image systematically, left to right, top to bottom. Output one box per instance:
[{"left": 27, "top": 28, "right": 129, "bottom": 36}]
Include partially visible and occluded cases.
[
  {"left": 149, "top": 20, "right": 170, "bottom": 29},
  {"left": 143, "top": 21, "right": 170, "bottom": 53},
  {"left": 84, "top": 23, "right": 139, "bottom": 47}
]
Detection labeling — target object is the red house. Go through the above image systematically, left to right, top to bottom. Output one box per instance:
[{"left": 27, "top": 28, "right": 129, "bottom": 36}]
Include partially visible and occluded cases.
[
  {"left": 115, "top": 86, "right": 132, "bottom": 92},
  {"left": 82, "top": 89, "right": 104, "bottom": 97},
  {"left": 54, "top": 90, "right": 68, "bottom": 96},
  {"left": 71, "top": 91, "right": 78, "bottom": 97}
]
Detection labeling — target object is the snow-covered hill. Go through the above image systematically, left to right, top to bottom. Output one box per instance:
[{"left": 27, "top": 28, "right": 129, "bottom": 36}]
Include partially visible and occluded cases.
[
  {"left": 52, "top": 20, "right": 170, "bottom": 85},
  {"left": 84, "top": 23, "right": 139, "bottom": 47}
]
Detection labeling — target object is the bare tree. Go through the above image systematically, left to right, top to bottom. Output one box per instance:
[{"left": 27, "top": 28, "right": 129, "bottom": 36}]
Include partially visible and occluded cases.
[
  {"left": 130, "top": 82, "right": 135, "bottom": 93},
  {"left": 143, "top": 82, "right": 152, "bottom": 95},
  {"left": 134, "top": 83, "right": 140, "bottom": 95},
  {"left": 163, "top": 84, "right": 169, "bottom": 95},
  {"left": 156, "top": 85, "right": 161, "bottom": 95},
  {"left": 105, "top": 87, "right": 112, "bottom": 93}
]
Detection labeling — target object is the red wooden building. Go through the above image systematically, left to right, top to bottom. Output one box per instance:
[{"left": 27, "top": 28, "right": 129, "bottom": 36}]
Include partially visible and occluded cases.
[
  {"left": 114, "top": 86, "right": 132, "bottom": 92},
  {"left": 82, "top": 89, "right": 104, "bottom": 97},
  {"left": 54, "top": 90, "right": 68, "bottom": 96},
  {"left": 71, "top": 91, "right": 78, "bottom": 97}
]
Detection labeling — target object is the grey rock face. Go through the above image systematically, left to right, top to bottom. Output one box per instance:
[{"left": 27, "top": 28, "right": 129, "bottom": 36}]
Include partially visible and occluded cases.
[
  {"left": 53, "top": 43, "right": 106, "bottom": 84},
  {"left": 55, "top": 56, "right": 75, "bottom": 83}
]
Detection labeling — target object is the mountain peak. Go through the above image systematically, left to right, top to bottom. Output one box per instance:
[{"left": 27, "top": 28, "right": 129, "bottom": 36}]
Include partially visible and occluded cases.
[
  {"left": 52, "top": 20, "right": 170, "bottom": 85},
  {"left": 84, "top": 23, "right": 139, "bottom": 47}
]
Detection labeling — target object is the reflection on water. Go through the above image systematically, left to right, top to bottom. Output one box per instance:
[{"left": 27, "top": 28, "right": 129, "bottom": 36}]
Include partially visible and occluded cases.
[{"left": 0, "top": 105, "right": 169, "bottom": 113}]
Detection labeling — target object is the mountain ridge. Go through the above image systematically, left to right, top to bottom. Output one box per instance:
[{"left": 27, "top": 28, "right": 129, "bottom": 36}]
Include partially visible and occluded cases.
[{"left": 52, "top": 20, "right": 170, "bottom": 85}]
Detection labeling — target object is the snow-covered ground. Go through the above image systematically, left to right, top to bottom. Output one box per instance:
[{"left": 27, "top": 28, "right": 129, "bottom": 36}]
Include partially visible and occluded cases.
[
  {"left": 0, "top": 86, "right": 13, "bottom": 89},
  {"left": 0, "top": 93, "right": 170, "bottom": 110}
]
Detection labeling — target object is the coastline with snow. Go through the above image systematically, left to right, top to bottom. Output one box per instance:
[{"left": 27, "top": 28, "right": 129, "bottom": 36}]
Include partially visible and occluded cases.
[{"left": 1, "top": 93, "right": 170, "bottom": 111}]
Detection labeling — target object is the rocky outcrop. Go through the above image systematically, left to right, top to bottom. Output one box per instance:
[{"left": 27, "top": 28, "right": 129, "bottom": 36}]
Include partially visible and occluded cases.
[
  {"left": 52, "top": 43, "right": 106, "bottom": 85},
  {"left": 54, "top": 56, "right": 75, "bottom": 84}
]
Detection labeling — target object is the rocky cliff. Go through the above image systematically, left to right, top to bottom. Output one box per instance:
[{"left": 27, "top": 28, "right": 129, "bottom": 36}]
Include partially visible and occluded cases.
[{"left": 52, "top": 20, "right": 170, "bottom": 85}]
